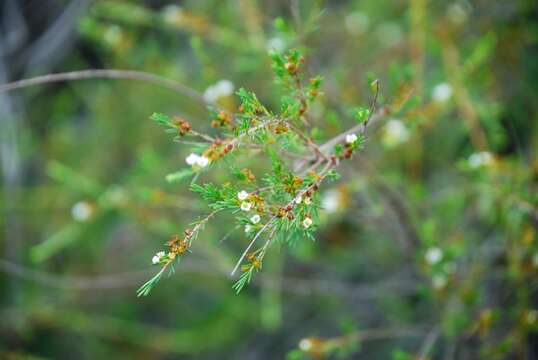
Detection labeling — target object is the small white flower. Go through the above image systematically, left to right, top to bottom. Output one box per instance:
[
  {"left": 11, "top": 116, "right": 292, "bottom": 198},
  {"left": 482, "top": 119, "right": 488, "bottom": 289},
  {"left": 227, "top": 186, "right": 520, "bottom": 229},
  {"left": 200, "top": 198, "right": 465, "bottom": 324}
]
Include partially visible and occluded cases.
[
  {"left": 447, "top": 3, "right": 469, "bottom": 25},
  {"left": 162, "top": 5, "right": 184, "bottom": 25},
  {"left": 345, "top": 11, "right": 369, "bottom": 35},
  {"left": 376, "top": 22, "right": 403, "bottom": 48},
  {"left": 104, "top": 25, "right": 122, "bottom": 46},
  {"left": 266, "top": 37, "right": 286, "bottom": 52},
  {"left": 203, "top": 79, "right": 234, "bottom": 104},
  {"left": 216, "top": 80, "right": 234, "bottom": 95},
  {"left": 432, "top": 83, "right": 453, "bottom": 103},
  {"left": 382, "top": 119, "right": 410, "bottom": 147},
  {"left": 345, "top": 133, "right": 358, "bottom": 144},
  {"left": 468, "top": 152, "right": 493, "bottom": 169},
  {"left": 186, "top": 153, "right": 200, "bottom": 166},
  {"left": 186, "top": 153, "right": 209, "bottom": 168},
  {"left": 196, "top": 156, "right": 209, "bottom": 167},
  {"left": 322, "top": 189, "right": 339, "bottom": 213},
  {"left": 237, "top": 190, "right": 249, "bottom": 201},
  {"left": 295, "top": 196, "right": 302, "bottom": 204},
  {"left": 304, "top": 197, "right": 312, "bottom": 205},
  {"left": 71, "top": 201, "right": 93, "bottom": 222},
  {"left": 241, "top": 202, "right": 252, "bottom": 212},
  {"left": 250, "top": 214, "right": 261, "bottom": 224},
  {"left": 302, "top": 217, "right": 313, "bottom": 229},
  {"left": 244, "top": 224, "right": 253, "bottom": 233},
  {"left": 425, "top": 247, "right": 443, "bottom": 265},
  {"left": 151, "top": 251, "right": 166, "bottom": 264},
  {"left": 432, "top": 275, "right": 447, "bottom": 289},
  {"left": 299, "top": 339, "right": 314, "bottom": 352}
]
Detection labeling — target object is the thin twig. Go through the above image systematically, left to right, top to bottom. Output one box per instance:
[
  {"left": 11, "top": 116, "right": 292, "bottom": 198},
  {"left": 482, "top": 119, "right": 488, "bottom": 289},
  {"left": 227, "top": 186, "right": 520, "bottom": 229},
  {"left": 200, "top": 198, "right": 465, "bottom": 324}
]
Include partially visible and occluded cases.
[
  {"left": 0, "top": 69, "right": 206, "bottom": 104},
  {"left": 230, "top": 159, "right": 334, "bottom": 276},
  {"left": 230, "top": 218, "right": 277, "bottom": 276},
  {"left": 418, "top": 326, "right": 441, "bottom": 360}
]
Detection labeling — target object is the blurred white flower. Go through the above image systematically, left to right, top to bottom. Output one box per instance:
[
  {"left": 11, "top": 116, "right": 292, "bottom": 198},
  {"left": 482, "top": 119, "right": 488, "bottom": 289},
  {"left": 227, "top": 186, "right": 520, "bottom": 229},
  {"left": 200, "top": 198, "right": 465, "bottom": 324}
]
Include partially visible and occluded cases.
[
  {"left": 447, "top": 3, "right": 469, "bottom": 25},
  {"left": 162, "top": 5, "right": 184, "bottom": 26},
  {"left": 345, "top": 11, "right": 369, "bottom": 35},
  {"left": 375, "top": 22, "right": 403, "bottom": 47},
  {"left": 104, "top": 25, "right": 122, "bottom": 46},
  {"left": 266, "top": 37, "right": 285, "bottom": 52},
  {"left": 203, "top": 80, "right": 234, "bottom": 104},
  {"left": 432, "top": 83, "right": 453, "bottom": 103},
  {"left": 382, "top": 119, "right": 410, "bottom": 147},
  {"left": 346, "top": 133, "right": 358, "bottom": 144},
  {"left": 468, "top": 152, "right": 493, "bottom": 169},
  {"left": 186, "top": 153, "right": 200, "bottom": 166},
  {"left": 186, "top": 153, "right": 209, "bottom": 167},
  {"left": 196, "top": 156, "right": 209, "bottom": 167},
  {"left": 322, "top": 189, "right": 339, "bottom": 213},
  {"left": 237, "top": 190, "right": 249, "bottom": 201},
  {"left": 295, "top": 196, "right": 302, "bottom": 204},
  {"left": 304, "top": 197, "right": 312, "bottom": 205},
  {"left": 71, "top": 201, "right": 93, "bottom": 222},
  {"left": 241, "top": 202, "right": 252, "bottom": 211},
  {"left": 250, "top": 214, "right": 261, "bottom": 224},
  {"left": 302, "top": 217, "right": 313, "bottom": 229},
  {"left": 244, "top": 224, "right": 253, "bottom": 233},
  {"left": 425, "top": 247, "right": 443, "bottom": 265},
  {"left": 152, "top": 251, "right": 166, "bottom": 264},
  {"left": 432, "top": 275, "right": 447, "bottom": 289},
  {"left": 299, "top": 339, "right": 313, "bottom": 352}
]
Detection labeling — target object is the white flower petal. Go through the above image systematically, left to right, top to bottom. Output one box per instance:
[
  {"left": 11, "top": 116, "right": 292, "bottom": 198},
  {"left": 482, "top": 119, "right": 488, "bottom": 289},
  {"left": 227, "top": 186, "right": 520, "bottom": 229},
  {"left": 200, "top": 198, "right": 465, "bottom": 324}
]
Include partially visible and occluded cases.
[
  {"left": 266, "top": 37, "right": 286, "bottom": 52},
  {"left": 203, "top": 80, "right": 234, "bottom": 103},
  {"left": 432, "top": 83, "right": 453, "bottom": 103},
  {"left": 382, "top": 119, "right": 410, "bottom": 147},
  {"left": 345, "top": 133, "right": 358, "bottom": 144},
  {"left": 468, "top": 152, "right": 493, "bottom": 168},
  {"left": 186, "top": 153, "right": 200, "bottom": 165},
  {"left": 196, "top": 156, "right": 209, "bottom": 167},
  {"left": 322, "top": 189, "right": 339, "bottom": 213},
  {"left": 237, "top": 190, "right": 249, "bottom": 201},
  {"left": 71, "top": 201, "right": 93, "bottom": 222},
  {"left": 240, "top": 202, "right": 252, "bottom": 211},
  {"left": 302, "top": 217, "right": 313, "bottom": 228},
  {"left": 425, "top": 247, "right": 443, "bottom": 265},
  {"left": 432, "top": 275, "right": 447, "bottom": 289}
]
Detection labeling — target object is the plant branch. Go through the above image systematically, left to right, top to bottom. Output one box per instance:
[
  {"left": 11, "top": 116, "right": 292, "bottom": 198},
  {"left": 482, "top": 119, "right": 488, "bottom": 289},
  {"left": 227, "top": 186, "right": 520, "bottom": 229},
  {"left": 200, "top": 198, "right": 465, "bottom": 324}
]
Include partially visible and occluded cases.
[{"left": 0, "top": 69, "right": 206, "bottom": 104}]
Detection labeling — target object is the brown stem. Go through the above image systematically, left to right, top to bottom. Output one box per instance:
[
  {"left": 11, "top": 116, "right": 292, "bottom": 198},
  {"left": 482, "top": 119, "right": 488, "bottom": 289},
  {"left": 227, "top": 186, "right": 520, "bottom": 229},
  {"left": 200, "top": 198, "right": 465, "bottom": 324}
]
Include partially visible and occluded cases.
[{"left": 0, "top": 69, "right": 205, "bottom": 104}]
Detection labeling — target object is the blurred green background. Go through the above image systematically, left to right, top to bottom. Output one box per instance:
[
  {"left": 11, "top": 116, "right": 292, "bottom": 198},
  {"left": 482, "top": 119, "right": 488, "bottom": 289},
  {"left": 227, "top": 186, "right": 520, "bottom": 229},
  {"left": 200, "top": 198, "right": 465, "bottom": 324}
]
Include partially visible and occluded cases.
[{"left": 1, "top": 0, "right": 537, "bottom": 359}]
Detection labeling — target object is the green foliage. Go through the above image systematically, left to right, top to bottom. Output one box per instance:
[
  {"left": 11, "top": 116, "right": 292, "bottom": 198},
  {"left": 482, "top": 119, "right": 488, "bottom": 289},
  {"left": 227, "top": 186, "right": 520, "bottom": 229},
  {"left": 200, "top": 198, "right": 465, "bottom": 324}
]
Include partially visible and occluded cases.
[
  {"left": 3, "top": 1, "right": 537, "bottom": 359},
  {"left": 165, "top": 168, "right": 193, "bottom": 183}
]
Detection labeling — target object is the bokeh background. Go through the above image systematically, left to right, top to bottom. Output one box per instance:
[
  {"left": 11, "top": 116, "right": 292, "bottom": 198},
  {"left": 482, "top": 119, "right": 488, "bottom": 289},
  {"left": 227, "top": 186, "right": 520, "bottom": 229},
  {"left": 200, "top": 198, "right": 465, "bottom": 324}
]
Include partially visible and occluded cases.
[{"left": 1, "top": 1, "right": 537, "bottom": 359}]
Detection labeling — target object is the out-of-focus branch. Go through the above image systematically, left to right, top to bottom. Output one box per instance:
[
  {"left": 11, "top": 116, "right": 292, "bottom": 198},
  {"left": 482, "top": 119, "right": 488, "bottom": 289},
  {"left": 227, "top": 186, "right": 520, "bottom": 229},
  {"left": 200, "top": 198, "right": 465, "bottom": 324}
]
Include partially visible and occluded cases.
[
  {"left": 438, "top": 27, "right": 490, "bottom": 151},
  {"left": 0, "top": 69, "right": 206, "bottom": 104},
  {"left": 0, "top": 258, "right": 418, "bottom": 299}
]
